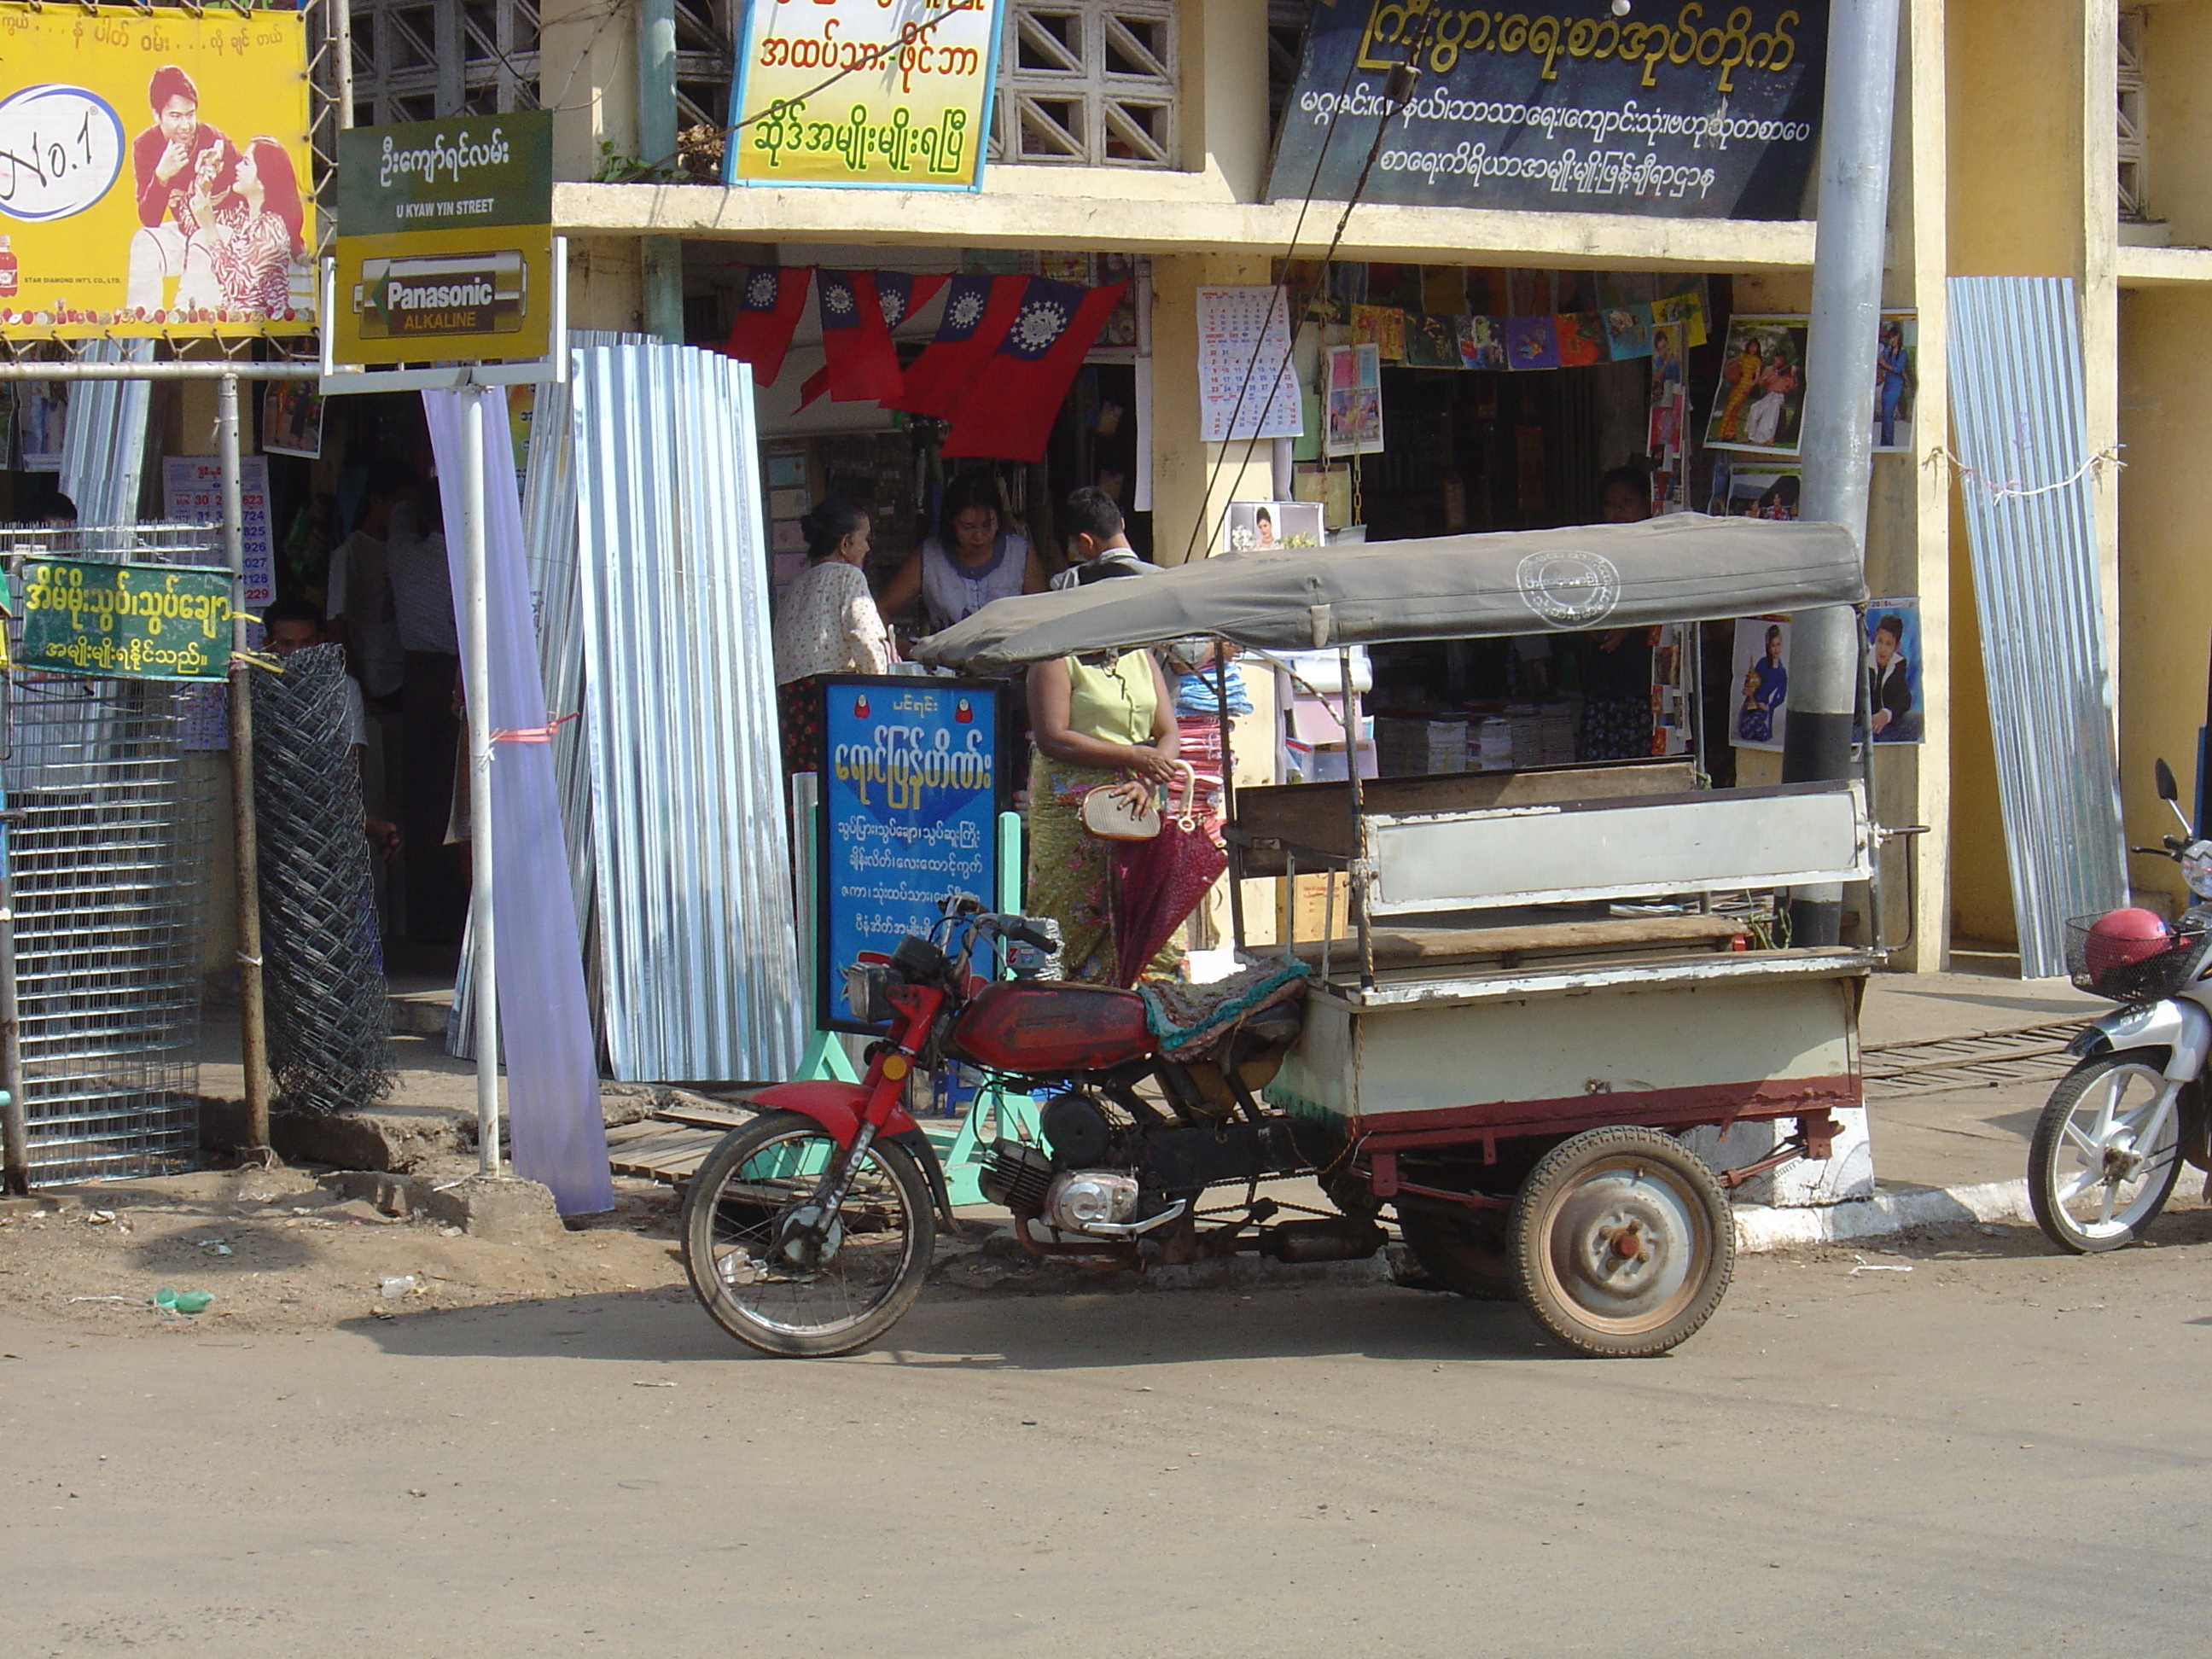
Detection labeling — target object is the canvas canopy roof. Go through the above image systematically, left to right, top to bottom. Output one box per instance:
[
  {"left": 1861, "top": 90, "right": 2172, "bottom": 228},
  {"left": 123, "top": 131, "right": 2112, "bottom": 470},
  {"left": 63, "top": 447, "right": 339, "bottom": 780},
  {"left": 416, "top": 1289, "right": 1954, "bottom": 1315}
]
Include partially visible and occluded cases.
[{"left": 915, "top": 514, "right": 1866, "bottom": 672}]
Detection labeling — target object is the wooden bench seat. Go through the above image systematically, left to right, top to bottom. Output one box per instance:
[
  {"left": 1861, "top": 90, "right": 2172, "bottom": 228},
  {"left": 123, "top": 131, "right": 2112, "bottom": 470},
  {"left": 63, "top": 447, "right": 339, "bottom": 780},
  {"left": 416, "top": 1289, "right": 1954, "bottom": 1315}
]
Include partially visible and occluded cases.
[{"left": 1285, "top": 911, "right": 1749, "bottom": 975}]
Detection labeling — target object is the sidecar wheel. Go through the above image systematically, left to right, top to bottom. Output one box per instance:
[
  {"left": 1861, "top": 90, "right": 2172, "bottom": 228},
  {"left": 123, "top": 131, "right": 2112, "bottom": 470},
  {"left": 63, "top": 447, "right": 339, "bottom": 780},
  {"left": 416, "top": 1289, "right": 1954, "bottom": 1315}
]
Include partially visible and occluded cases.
[{"left": 1509, "top": 1126, "right": 1734, "bottom": 1358}]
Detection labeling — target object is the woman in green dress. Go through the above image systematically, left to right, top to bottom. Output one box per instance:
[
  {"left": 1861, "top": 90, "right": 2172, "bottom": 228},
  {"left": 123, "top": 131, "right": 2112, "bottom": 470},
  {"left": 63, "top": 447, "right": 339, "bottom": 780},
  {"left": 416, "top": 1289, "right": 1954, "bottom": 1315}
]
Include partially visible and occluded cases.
[{"left": 1026, "top": 648, "right": 1182, "bottom": 983}]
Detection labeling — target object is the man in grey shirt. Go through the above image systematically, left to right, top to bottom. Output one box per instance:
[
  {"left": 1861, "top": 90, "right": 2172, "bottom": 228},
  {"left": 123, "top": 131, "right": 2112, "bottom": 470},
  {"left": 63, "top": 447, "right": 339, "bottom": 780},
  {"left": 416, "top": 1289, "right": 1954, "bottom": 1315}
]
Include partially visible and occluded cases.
[{"left": 1051, "top": 486, "right": 1152, "bottom": 590}]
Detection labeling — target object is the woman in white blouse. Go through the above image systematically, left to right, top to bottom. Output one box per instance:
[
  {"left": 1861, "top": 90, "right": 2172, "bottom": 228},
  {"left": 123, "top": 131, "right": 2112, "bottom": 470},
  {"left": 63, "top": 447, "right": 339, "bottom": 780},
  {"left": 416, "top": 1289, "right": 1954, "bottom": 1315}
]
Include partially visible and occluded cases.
[{"left": 772, "top": 498, "right": 892, "bottom": 776}]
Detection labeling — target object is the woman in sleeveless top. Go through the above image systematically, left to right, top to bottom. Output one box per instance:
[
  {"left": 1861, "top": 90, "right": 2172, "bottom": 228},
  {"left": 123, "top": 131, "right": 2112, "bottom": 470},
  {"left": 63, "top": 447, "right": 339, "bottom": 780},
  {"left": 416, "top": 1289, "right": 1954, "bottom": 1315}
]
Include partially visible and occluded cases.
[
  {"left": 876, "top": 473, "right": 1047, "bottom": 635},
  {"left": 1026, "top": 647, "right": 1182, "bottom": 983}
]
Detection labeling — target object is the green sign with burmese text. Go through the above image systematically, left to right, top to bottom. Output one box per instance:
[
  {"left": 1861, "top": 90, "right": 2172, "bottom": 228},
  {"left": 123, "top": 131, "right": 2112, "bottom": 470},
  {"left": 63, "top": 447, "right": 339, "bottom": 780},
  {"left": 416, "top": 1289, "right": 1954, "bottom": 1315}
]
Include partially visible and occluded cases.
[{"left": 20, "top": 559, "right": 236, "bottom": 681}]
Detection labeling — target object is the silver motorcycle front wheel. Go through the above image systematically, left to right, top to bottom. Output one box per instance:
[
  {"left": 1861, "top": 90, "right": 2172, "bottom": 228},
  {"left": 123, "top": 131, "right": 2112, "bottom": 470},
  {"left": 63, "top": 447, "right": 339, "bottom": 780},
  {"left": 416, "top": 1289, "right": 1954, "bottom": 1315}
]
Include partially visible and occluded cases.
[{"left": 2028, "top": 1050, "right": 2184, "bottom": 1254}]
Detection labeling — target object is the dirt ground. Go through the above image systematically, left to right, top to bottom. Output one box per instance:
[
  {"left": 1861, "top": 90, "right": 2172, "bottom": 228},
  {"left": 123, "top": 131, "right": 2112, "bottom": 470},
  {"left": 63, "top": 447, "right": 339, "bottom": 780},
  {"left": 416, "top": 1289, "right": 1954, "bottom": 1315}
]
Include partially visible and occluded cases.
[{"left": 0, "top": 1166, "right": 698, "bottom": 1336}]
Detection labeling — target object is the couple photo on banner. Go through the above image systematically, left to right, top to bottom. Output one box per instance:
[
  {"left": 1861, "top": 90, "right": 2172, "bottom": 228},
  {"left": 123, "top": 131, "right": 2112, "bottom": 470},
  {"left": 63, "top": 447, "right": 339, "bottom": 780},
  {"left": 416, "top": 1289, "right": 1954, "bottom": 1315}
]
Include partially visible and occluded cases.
[{"left": 124, "top": 65, "right": 309, "bottom": 323}]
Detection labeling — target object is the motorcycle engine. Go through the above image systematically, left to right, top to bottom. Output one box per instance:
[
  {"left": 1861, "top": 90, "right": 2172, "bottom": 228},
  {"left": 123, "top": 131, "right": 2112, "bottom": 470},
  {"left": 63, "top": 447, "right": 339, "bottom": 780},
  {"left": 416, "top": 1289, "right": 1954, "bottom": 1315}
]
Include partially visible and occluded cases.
[
  {"left": 980, "top": 1139, "right": 1054, "bottom": 1213},
  {"left": 1043, "top": 1169, "right": 1138, "bottom": 1234}
]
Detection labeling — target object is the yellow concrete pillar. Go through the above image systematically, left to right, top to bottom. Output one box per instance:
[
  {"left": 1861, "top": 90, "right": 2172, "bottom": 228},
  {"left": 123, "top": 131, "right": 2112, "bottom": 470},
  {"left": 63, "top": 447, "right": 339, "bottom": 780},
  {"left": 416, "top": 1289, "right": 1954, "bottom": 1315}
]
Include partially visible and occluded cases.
[
  {"left": 541, "top": 0, "right": 639, "bottom": 183},
  {"left": 1179, "top": 0, "right": 1272, "bottom": 199},
  {"left": 1944, "top": 0, "right": 2111, "bottom": 953},
  {"left": 567, "top": 236, "right": 646, "bottom": 335},
  {"left": 1149, "top": 251, "right": 1277, "bottom": 566}
]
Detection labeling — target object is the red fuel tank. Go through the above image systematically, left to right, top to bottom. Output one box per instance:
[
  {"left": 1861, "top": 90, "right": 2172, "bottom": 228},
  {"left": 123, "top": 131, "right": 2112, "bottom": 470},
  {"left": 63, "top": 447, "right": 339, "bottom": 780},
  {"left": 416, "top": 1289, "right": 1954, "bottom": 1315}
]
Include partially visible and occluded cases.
[{"left": 948, "top": 981, "right": 1155, "bottom": 1074}]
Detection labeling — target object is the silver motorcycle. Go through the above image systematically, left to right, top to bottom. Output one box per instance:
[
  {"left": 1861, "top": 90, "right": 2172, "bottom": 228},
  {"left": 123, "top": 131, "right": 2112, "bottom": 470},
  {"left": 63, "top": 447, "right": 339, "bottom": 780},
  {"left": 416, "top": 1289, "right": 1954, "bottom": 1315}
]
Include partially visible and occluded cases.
[{"left": 2031, "top": 759, "right": 2212, "bottom": 1252}]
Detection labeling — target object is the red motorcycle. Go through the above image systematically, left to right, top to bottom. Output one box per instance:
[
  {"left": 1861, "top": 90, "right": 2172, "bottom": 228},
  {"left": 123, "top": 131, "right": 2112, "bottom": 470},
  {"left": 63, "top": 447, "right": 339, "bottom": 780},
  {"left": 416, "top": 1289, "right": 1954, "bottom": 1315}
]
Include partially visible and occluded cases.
[{"left": 680, "top": 901, "right": 1331, "bottom": 1357}]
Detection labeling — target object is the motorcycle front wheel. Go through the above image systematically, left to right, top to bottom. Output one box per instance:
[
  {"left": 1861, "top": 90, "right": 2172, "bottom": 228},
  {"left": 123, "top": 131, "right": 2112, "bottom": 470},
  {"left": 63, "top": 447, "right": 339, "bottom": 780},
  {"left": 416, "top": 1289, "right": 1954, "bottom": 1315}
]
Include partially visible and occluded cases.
[
  {"left": 2029, "top": 1050, "right": 2183, "bottom": 1254},
  {"left": 682, "top": 1110, "right": 934, "bottom": 1357}
]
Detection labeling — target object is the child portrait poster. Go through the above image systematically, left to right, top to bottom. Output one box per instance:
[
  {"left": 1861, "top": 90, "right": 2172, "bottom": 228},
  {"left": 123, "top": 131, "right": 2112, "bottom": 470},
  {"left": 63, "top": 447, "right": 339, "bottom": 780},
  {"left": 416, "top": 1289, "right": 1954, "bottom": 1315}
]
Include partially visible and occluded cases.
[
  {"left": 1872, "top": 312, "right": 1918, "bottom": 454},
  {"left": 1704, "top": 314, "right": 1810, "bottom": 456},
  {"left": 261, "top": 379, "right": 323, "bottom": 458},
  {"left": 18, "top": 384, "right": 64, "bottom": 470},
  {"left": 1224, "top": 499, "right": 1324, "bottom": 552},
  {"left": 1863, "top": 598, "right": 1924, "bottom": 744},
  {"left": 1732, "top": 615, "right": 1793, "bottom": 753}
]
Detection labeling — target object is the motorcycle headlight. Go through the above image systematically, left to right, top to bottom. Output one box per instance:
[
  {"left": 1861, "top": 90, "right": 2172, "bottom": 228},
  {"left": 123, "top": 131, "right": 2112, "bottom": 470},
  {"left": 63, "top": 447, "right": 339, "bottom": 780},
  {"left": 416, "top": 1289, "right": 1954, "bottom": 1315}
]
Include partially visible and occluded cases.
[{"left": 2183, "top": 841, "right": 2212, "bottom": 899}]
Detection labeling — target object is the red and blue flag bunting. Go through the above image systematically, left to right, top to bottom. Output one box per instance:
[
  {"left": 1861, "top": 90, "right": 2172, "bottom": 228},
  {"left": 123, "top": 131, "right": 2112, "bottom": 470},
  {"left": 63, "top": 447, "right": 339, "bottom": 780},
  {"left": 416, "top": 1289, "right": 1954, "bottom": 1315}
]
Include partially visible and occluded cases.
[
  {"left": 721, "top": 265, "right": 812, "bottom": 387},
  {"left": 889, "top": 273, "right": 1028, "bottom": 420},
  {"left": 940, "top": 279, "right": 1126, "bottom": 463}
]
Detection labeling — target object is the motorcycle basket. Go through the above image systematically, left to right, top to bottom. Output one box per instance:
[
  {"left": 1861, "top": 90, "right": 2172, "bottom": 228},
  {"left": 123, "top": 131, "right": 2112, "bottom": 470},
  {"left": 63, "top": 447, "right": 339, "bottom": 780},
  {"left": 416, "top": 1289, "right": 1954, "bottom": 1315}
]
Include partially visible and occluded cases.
[{"left": 2064, "top": 915, "right": 2208, "bottom": 1004}]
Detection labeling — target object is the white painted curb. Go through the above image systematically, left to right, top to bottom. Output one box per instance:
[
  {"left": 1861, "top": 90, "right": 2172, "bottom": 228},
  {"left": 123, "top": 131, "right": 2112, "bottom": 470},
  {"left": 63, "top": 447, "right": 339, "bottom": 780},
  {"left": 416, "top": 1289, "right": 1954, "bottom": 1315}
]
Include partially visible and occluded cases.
[{"left": 1733, "top": 1179, "right": 2034, "bottom": 1254}]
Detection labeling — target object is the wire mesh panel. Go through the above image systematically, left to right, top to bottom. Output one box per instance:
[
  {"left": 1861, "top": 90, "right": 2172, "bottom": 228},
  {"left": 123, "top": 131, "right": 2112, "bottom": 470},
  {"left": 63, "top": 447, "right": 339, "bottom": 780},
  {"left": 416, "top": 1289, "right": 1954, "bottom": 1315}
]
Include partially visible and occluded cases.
[
  {"left": 3, "top": 526, "right": 217, "bottom": 1180},
  {"left": 252, "top": 643, "right": 393, "bottom": 1115}
]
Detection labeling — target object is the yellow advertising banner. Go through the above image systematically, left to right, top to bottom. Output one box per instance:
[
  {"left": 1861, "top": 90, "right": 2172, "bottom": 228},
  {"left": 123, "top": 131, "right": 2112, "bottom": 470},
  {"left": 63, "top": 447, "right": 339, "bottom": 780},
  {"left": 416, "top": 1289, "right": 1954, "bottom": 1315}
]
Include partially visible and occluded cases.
[
  {"left": 725, "top": 0, "right": 998, "bottom": 190},
  {"left": 0, "top": 4, "right": 313, "bottom": 340}
]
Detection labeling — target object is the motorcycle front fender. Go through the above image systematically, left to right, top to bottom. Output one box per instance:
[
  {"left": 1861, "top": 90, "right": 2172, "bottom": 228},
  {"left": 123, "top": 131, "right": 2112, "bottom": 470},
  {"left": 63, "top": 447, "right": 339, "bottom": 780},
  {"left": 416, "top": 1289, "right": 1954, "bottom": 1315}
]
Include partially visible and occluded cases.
[
  {"left": 2067, "top": 998, "right": 2212, "bottom": 1080},
  {"left": 748, "top": 1080, "right": 923, "bottom": 1144},
  {"left": 745, "top": 1081, "right": 953, "bottom": 1224}
]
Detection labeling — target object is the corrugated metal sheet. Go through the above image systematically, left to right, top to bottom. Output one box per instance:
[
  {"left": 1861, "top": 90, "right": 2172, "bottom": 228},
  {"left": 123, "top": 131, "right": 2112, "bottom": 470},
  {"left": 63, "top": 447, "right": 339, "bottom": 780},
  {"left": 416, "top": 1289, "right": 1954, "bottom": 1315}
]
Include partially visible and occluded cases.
[
  {"left": 1946, "top": 276, "right": 2128, "bottom": 976},
  {"left": 58, "top": 341, "right": 151, "bottom": 527},
  {"left": 568, "top": 343, "right": 805, "bottom": 1080}
]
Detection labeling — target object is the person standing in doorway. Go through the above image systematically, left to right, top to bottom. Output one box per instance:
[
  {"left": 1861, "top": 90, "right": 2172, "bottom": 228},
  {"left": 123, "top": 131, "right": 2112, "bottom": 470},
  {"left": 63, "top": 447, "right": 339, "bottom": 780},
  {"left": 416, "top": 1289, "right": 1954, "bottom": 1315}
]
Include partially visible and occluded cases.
[
  {"left": 324, "top": 460, "right": 410, "bottom": 711},
  {"left": 1579, "top": 465, "right": 1656, "bottom": 761},
  {"left": 876, "top": 473, "right": 1046, "bottom": 634},
  {"left": 386, "top": 477, "right": 469, "bottom": 942},
  {"left": 774, "top": 498, "right": 894, "bottom": 777}
]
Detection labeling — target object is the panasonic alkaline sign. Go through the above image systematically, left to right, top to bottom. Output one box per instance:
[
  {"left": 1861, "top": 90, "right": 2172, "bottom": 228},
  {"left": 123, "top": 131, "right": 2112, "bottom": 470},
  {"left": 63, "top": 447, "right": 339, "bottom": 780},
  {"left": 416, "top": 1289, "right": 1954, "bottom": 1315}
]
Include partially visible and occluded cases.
[
  {"left": 333, "top": 112, "right": 551, "bottom": 365},
  {"left": 354, "top": 252, "right": 527, "bottom": 341}
]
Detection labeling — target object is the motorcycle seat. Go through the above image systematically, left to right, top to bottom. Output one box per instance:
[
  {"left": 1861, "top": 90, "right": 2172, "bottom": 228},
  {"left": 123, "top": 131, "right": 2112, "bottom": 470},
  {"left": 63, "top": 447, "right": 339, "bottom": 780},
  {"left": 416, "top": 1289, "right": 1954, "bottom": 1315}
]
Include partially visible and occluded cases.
[{"left": 1139, "top": 960, "right": 1311, "bottom": 1062}]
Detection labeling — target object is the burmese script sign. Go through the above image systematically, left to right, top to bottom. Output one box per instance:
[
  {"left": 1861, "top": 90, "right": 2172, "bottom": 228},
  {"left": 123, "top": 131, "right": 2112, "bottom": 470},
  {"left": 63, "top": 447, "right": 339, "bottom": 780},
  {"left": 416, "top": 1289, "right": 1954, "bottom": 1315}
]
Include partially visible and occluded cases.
[
  {"left": 726, "top": 0, "right": 1000, "bottom": 189},
  {"left": 1268, "top": 0, "right": 1829, "bottom": 219},
  {"left": 333, "top": 111, "right": 553, "bottom": 365},
  {"left": 20, "top": 558, "right": 235, "bottom": 681}
]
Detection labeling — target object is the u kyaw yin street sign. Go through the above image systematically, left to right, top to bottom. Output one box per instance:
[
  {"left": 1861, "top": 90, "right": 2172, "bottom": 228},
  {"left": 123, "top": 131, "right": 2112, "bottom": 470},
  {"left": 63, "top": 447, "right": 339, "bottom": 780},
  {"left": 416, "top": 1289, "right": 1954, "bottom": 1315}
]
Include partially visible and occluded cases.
[{"left": 333, "top": 110, "right": 553, "bottom": 364}]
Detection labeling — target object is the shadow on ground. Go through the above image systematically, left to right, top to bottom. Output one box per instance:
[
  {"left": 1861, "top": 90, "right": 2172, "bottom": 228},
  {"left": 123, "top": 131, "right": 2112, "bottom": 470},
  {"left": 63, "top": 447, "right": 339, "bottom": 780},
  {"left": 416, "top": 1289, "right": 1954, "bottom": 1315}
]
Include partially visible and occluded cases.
[{"left": 339, "top": 1276, "right": 1565, "bottom": 1371}]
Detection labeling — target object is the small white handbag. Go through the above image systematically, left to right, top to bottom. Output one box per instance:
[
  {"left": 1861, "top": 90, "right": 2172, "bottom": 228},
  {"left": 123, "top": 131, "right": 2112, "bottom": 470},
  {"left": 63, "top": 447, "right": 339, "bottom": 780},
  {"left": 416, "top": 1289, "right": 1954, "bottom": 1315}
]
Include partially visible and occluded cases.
[{"left": 1080, "top": 762, "right": 1202, "bottom": 842}]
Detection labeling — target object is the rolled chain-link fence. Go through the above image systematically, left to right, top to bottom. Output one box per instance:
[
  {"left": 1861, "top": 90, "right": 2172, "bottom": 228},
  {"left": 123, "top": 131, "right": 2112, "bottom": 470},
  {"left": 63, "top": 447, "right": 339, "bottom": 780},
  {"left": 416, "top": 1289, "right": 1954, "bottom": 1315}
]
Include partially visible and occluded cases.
[{"left": 251, "top": 643, "right": 393, "bottom": 1115}]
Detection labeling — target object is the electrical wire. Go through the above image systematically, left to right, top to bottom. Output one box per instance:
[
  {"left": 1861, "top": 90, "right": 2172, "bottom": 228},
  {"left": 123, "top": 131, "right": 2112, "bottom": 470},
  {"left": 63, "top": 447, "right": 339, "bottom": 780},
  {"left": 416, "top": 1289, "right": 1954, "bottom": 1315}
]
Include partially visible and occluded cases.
[{"left": 1172, "top": 15, "right": 1436, "bottom": 570}]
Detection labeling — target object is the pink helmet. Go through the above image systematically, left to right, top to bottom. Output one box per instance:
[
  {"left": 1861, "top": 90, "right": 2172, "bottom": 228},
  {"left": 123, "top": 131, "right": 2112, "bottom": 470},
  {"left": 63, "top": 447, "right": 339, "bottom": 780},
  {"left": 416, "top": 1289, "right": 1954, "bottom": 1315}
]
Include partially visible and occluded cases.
[{"left": 2083, "top": 907, "right": 2173, "bottom": 987}]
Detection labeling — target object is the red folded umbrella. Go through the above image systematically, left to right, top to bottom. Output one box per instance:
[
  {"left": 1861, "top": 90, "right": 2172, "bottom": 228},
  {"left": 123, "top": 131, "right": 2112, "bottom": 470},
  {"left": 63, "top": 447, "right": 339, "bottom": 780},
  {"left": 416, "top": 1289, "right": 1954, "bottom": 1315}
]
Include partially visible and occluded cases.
[{"left": 1109, "top": 776, "right": 1225, "bottom": 987}]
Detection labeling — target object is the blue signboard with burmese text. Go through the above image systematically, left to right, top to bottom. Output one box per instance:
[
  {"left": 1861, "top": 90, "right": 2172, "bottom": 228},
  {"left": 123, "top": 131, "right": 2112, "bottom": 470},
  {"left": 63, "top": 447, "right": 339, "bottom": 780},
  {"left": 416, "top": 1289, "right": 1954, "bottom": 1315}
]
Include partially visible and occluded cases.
[{"left": 818, "top": 675, "right": 1004, "bottom": 1032}]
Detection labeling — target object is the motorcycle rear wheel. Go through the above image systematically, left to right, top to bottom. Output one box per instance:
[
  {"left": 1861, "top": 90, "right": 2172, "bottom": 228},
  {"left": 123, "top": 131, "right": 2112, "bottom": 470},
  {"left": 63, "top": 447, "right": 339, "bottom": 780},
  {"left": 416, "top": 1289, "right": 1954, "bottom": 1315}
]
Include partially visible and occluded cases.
[
  {"left": 2029, "top": 1051, "right": 2183, "bottom": 1254},
  {"left": 682, "top": 1110, "right": 934, "bottom": 1357}
]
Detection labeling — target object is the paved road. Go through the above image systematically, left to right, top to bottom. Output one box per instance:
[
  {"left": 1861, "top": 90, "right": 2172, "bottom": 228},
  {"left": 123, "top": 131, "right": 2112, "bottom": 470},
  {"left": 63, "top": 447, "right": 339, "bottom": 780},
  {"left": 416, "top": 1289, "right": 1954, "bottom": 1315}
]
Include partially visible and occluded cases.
[{"left": 8, "top": 1216, "right": 2210, "bottom": 1658}]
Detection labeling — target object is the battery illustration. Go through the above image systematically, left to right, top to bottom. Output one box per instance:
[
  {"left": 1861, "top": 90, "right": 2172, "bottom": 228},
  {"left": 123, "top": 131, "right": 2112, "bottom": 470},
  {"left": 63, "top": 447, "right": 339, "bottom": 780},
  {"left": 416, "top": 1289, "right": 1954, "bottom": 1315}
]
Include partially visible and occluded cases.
[{"left": 352, "top": 250, "right": 528, "bottom": 339}]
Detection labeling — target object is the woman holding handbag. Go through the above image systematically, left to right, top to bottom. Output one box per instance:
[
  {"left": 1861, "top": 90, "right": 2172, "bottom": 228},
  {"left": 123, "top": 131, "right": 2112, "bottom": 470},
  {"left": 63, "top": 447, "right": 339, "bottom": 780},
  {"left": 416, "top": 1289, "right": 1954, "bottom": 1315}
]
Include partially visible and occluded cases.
[{"left": 1027, "top": 643, "right": 1183, "bottom": 983}]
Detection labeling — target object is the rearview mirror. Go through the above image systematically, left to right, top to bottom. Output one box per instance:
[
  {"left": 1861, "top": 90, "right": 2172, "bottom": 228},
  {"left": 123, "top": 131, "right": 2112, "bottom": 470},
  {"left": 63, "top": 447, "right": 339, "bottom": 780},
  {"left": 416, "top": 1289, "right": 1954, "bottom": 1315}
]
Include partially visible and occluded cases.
[{"left": 2156, "top": 758, "right": 2180, "bottom": 803}]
